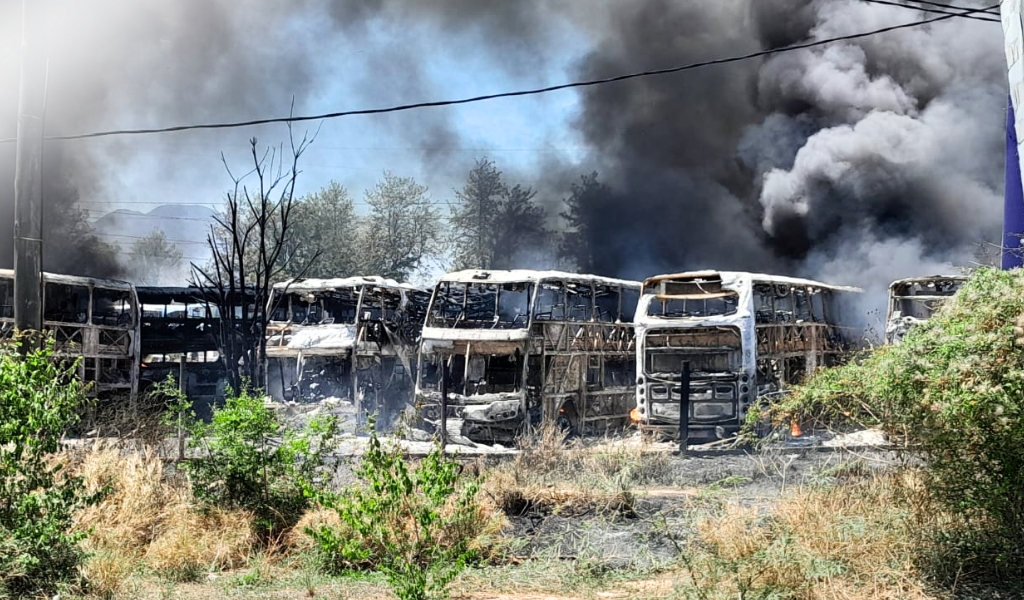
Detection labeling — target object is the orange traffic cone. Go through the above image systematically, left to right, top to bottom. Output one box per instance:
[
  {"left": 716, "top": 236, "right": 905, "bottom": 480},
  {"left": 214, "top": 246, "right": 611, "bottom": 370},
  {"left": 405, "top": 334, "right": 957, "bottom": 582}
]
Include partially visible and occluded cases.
[{"left": 790, "top": 420, "right": 802, "bottom": 437}]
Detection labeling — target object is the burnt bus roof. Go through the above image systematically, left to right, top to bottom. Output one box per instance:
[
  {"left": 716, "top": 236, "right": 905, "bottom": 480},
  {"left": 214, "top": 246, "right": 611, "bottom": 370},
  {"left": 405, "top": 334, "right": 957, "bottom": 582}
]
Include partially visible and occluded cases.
[
  {"left": 0, "top": 268, "right": 135, "bottom": 292},
  {"left": 438, "top": 269, "right": 641, "bottom": 289},
  {"left": 642, "top": 270, "right": 861, "bottom": 296},
  {"left": 272, "top": 275, "right": 425, "bottom": 294},
  {"left": 888, "top": 275, "right": 966, "bottom": 294},
  {"left": 135, "top": 286, "right": 255, "bottom": 305}
]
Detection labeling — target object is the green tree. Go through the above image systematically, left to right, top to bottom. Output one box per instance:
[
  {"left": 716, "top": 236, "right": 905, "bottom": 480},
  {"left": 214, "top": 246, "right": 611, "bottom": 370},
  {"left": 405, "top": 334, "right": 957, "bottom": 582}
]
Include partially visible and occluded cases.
[
  {"left": 450, "top": 159, "right": 549, "bottom": 270},
  {"left": 450, "top": 159, "right": 505, "bottom": 269},
  {"left": 360, "top": 171, "right": 441, "bottom": 281},
  {"left": 558, "top": 172, "right": 610, "bottom": 273},
  {"left": 279, "top": 181, "right": 361, "bottom": 279},
  {"left": 491, "top": 183, "right": 548, "bottom": 269},
  {"left": 129, "top": 230, "right": 185, "bottom": 285},
  {"left": 0, "top": 337, "right": 102, "bottom": 598}
]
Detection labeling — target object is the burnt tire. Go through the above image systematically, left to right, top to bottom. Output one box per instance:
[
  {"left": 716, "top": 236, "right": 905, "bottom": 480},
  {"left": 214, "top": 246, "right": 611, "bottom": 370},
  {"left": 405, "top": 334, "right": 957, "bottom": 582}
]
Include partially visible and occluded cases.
[{"left": 556, "top": 415, "right": 579, "bottom": 441}]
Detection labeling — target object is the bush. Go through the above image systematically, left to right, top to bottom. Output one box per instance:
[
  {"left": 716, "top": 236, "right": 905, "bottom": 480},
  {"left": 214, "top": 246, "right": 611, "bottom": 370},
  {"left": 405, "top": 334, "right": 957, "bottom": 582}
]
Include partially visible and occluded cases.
[
  {"left": 783, "top": 267, "right": 1024, "bottom": 582},
  {"left": 0, "top": 337, "right": 102, "bottom": 597},
  {"left": 177, "top": 385, "right": 338, "bottom": 539},
  {"left": 306, "top": 429, "right": 494, "bottom": 600}
]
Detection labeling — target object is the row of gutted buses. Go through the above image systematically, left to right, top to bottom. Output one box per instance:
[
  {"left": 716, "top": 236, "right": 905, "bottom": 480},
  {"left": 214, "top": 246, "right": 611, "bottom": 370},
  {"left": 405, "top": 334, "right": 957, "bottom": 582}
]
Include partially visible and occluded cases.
[{"left": 0, "top": 268, "right": 962, "bottom": 443}]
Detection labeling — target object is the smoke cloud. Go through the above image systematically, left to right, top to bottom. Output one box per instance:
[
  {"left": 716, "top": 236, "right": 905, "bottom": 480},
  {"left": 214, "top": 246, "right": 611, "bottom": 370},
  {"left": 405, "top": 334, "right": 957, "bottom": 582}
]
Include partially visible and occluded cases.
[
  {"left": 0, "top": 0, "right": 1008, "bottom": 315},
  {"left": 0, "top": 0, "right": 329, "bottom": 277},
  {"left": 572, "top": 0, "right": 1002, "bottom": 277}
]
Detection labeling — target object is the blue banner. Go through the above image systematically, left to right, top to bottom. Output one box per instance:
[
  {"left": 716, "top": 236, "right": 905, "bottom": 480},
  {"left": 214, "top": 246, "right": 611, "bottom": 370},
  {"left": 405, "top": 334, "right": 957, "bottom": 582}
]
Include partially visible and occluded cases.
[{"left": 1003, "top": 96, "right": 1024, "bottom": 270}]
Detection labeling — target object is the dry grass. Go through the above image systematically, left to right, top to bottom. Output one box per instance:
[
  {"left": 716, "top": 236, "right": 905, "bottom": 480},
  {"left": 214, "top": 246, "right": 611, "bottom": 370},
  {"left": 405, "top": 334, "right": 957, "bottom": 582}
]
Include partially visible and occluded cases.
[
  {"left": 483, "top": 423, "right": 672, "bottom": 516},
  {"left": 61, "top": 434, "right": 972, "bottom": 600},
  {"left": 72, "top": 442, "right": 255, "bottom": 585},
  {"left": 682, "top": 471, "right": 939, "bottom": 600},
  {"left": 77, "top": 548, "right": 137, "bottom": 600}
]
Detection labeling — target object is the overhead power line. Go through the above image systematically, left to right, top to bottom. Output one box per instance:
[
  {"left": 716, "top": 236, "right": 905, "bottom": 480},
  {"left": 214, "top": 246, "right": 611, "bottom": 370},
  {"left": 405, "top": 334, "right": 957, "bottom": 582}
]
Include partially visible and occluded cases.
[
  {"left": 861, "top": 0, "right": 1000, "bottom": 22},
  {"left": 904, "top": 0, "right": 999, "bottom": 15},
  {"left": 0, "top": 4, "right": 999, "bottom": 145}
]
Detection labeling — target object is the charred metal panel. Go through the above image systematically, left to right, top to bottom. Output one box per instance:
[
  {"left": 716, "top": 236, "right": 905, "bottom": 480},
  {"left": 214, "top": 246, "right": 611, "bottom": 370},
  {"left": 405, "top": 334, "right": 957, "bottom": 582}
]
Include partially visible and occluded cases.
[
  {"left": 0, "top": 269, "right": 140, "bottom": 401},
  {"left": 635, "top": 271, "right": 862, "bottom": 441},
  {"left": 136, "top": 286, "right": 253, "bottom": 356},
  {"left": 139, "top": 361, "right": 228, "bottom": 421}
]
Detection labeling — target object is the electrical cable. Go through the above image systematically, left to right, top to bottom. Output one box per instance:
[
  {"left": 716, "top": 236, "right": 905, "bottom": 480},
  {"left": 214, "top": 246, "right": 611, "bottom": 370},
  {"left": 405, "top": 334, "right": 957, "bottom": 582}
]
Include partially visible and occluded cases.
[
  {"left": 861, "top": 0, "right": 1000, "bottom": 22},
  {"left": 902, "top": 0, "right": 999, "bottom": 15},
  {"left": 0, "top": 3, "right": 999, "bottom": 145}
]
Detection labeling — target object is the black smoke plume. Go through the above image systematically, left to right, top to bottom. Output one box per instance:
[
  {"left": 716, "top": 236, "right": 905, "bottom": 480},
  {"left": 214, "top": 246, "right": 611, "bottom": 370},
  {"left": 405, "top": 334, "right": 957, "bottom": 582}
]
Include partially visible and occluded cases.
[
  {"left": 0, "top": 0, "right": 329, "bottom": 277},
  {"left": 568, "top": 0, "right": 1004, "bottom": 293}
]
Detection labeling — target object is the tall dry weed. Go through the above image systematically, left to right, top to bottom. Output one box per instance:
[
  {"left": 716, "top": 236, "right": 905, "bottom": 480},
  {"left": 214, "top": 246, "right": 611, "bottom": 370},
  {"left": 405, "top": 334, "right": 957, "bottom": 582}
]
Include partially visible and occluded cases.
[
  {"left": 73, "top": 443, "right": 255, "bottom": 583},
  {"left": 77, "top": 548, "right": 136, "bottom": 600}
]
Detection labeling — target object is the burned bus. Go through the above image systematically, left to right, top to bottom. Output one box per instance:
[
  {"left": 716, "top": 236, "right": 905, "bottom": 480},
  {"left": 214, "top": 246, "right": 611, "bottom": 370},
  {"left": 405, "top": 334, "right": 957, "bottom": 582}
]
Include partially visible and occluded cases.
[
  {"left": 0, "top": 269, "right": 140, "bottom": 400},
  {"left": 415, "top": 269, "right": 642, "bottom": 444},
  {"left": 633, "top": 271, "right": 861, "bottom": 440},
  {"left": 885, "top": 276, "right": 965, "bottom": 344},
  {"left": 264, "top": 277, "right": 430, "bottom": 422}
]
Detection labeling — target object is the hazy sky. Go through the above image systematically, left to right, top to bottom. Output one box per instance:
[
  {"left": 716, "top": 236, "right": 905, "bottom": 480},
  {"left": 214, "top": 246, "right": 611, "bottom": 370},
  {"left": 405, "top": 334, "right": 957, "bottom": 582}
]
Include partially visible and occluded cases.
[{"left": 1, "top": 1, "right": 593, "bottom": 217}]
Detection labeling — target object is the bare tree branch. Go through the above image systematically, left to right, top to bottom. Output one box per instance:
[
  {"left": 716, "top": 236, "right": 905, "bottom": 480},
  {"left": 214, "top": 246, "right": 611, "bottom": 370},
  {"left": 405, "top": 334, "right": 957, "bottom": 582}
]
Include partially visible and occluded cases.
[{"left": 191, "top": 126, "right": 321, "bottom": 394}]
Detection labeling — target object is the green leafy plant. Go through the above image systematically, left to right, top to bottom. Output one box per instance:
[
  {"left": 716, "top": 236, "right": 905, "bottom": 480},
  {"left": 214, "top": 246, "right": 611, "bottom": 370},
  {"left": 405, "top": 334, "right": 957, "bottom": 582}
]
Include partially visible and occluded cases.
[
  {"left": 782, "top": 267, "right": 1024, "bottom": 583},
  {"left": 0, "top": 336, "right": 103, "bottom": 597},
  {"left": 177, "top": 385, "right": 338, "bottom": 540},
  {"left": 306, "top": 428, "right": 492, "bottom": 600}
]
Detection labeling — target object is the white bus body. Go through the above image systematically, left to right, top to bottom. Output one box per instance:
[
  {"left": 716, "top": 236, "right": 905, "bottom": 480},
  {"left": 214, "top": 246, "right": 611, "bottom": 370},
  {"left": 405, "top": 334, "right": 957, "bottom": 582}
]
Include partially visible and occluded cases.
[{"left": 634, "top": 271, "right": 861, "bottom": 440}]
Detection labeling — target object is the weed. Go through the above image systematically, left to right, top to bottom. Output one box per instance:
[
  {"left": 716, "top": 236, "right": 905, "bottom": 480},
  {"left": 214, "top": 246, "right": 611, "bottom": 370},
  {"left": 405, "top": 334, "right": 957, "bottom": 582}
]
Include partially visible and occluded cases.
[
  {"left": 783, "top": 267, "right": 1024, "bottom": 584},
  {"left": 176, "top": 384, "right": 339, "bottom": 540},
  {"left": 306, "top": 426, "right": 497, "bottom": 600},
  {"left": 707, "top": 475, "right": 753, "bottom": 491},
  {"left": 77, "top": 548, "right": 137, "bottom": 600}
]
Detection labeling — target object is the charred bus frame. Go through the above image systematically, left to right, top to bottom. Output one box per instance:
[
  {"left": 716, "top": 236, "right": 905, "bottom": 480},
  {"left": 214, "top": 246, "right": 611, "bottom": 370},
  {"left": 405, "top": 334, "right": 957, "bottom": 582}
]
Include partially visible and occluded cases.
[
  {"left": 0, "top": 269, "right": 140, "bottom": 400},
  {"left": 415, "top": 269, "right": 642, "bottom": 444},
  {"left": 634, "top": 271, "right": 861, "bottom": 440},
  {"left": 885, "top": 276, "right": 965, "bottom": 344},
  {"left": 264, "top": 277, "right": 430, "bottom": 423},
  {"left": 135, "top": 286, "right": 253, "bottom": 412}
]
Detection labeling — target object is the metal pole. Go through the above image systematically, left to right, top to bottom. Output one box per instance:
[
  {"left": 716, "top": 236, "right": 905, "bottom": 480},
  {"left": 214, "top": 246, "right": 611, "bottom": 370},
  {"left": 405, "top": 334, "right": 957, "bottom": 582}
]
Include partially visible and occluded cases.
[
  {"left": 13, "top": 0, "right": 46, "bottom": 333},
  {"left": 178, "top": 355, "right": 187, "bottom": 461},
  {"left": 440, "top": 357, "right": 449, "bottom": 451},
  {"left": 677, "top": 361, "right": 690, "bottom": 455}
]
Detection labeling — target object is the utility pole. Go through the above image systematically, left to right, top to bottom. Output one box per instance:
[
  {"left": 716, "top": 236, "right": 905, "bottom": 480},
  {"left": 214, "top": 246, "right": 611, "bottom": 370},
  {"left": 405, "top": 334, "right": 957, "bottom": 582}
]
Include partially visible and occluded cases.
[{"left": 13, "top": 0, "right": 46, "bottom": 332}]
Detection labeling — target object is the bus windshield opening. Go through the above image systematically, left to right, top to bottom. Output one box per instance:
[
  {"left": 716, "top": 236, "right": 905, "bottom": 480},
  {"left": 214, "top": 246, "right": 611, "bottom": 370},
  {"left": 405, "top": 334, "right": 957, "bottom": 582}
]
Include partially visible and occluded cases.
[{"left": 648, "top": 292, "right": 739, "bottom": 318}]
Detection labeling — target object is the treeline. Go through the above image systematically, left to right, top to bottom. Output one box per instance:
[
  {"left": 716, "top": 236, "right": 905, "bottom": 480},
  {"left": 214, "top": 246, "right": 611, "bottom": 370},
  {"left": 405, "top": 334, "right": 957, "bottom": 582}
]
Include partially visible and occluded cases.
[{"left": 274, "top": 159, "right": 613, "bottom": 282}]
